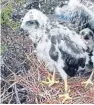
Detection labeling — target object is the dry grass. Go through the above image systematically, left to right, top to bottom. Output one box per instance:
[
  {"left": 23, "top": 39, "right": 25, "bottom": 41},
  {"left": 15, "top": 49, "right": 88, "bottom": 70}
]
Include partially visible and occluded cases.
[
  {"left": 1, "top": 50, "right": 94, "bottom": 104},
  {"left": 13, "top": 63, "right": 94, "bottom": 104}
]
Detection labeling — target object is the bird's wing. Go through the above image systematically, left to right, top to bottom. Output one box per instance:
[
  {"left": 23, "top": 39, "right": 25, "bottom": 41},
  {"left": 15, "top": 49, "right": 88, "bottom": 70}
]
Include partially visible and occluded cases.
[
  {"left": 56, "top": 6, "right": 88, "bottom": 23},
  {"left": 50, "top": 24, "right": 87, "bottom": 56},
  {"left": 49, "top": 25, "right": 87, "bottom": 76},
  {"left": 58, "top": 33, "right": 85, "bottom": 59},
  {"left": 58, "top": 33, "right": 86, "bottom": 76}
]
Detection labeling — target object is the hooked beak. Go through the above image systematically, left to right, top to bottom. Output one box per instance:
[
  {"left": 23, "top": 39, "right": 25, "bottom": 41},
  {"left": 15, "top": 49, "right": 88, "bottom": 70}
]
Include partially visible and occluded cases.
[{"left": 20, "top": 28, "right": 29, "bottom": 36}]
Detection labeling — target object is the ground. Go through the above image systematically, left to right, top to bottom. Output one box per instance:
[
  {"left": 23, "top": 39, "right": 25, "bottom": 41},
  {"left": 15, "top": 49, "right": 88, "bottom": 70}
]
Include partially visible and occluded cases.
[
  {"left": 1, "top": 0, "right": 94, "bottom": 104},
  {"left": 1, "top": 29, "right": 94, "bottom": 103}
]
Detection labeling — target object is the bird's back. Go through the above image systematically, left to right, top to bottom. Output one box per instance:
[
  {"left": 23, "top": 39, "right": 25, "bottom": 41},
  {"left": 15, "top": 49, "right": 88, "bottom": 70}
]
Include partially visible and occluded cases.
[{"left": 49, "top": 24, "right": 87, "bottom": 77}]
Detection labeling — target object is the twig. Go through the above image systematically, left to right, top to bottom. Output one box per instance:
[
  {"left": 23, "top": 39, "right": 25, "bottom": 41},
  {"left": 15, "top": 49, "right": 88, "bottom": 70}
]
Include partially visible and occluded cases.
[{"left": 14, "top": 84, "right": 21, "bottom": 104}]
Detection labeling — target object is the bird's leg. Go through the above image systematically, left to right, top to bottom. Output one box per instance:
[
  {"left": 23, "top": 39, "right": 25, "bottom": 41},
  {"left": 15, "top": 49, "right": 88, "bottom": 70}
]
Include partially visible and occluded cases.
[
  {"left": 41, "top": 70, "right": 59, "bottom": 87},
  {"left": 82, "top": 70, "right": 94, "bottom": 88},
  {"left": 59, "top": 78, "right": 72, "bottom": 103}
]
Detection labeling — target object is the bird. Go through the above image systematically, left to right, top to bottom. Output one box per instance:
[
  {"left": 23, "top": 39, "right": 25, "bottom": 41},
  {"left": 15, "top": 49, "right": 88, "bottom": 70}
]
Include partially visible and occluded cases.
[
  {"left": 55, "top": 0, "right": 94, "bottom": 33},
  {"left": 55, "top": 0, "right": 94, "bottom": 87},
  {"left": 20, "top": 9, "right": 93, "bottom": 103},
  {"left": 79, "top": 28, "right": 94, "bottom": 87}
]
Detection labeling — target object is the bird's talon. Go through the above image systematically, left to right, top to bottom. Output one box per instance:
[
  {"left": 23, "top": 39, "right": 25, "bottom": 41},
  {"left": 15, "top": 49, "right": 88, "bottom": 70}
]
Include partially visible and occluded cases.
[
  {"left": 41, "top": 73, "right": 59, "bottom": 87},
  {"left": 41, "top": 79, "right": 59, "bottom": 87},
  {"left": 82, "top": 79, "right": 93, "bottom": 88},
  {"left": 59, "top": 92, "right": 72, "bottom": 103}
]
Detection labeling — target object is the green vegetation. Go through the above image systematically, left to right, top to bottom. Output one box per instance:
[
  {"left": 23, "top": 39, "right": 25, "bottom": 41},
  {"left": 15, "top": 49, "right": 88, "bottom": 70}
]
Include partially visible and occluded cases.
[
  {"left": 1, "top": 0, "right": 22, "bottom": 30},
  {"left": 1, "top": 0, "right": 23, "bottom": 54},
  {"left": 17, "top": 0, "right": 23, "bottom": 3},
  {"left": 1, "top": 44, "right": 7, "bottom": 54}
]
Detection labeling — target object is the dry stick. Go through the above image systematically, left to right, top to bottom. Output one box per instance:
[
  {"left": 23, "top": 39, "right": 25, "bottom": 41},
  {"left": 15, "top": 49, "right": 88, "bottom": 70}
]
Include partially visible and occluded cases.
[
  {"left": 1, "top": 0, "right": 9, "bottom": 9},
  {"left": 25, "top": 52, "right": 51, "bottom": 76},
  {"left": 3, "top": 63, "right": 16, "bottom": 76},
  {"left": 16, "top": 75, "right": 38, "bottom": 93},
  {"left": 0, "top": 78, "right": 9, "bottom": 84},
  {"left": 0, "top": 82, "right": 17, "bottom": 98},
  {"left": 14, "top": 84, "right": 21, "bottom": 104},
  {"left": 8, "top": 91, "right": 14, "bottom": 104},
  {"left": 1, "top": 92, "right": 12, "bottom": 102}
]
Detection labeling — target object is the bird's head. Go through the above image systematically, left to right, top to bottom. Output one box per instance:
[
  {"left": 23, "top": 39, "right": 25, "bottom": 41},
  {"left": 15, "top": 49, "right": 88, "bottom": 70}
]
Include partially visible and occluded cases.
[
  {"left": 20, "top": 9, "right": 49, "bottom": 44},
  {"left": 21, "top": 9, "right": 49, "bottom": 32},
  {"left": 80, "top": 28, "right": 94, "bottom": 52}
]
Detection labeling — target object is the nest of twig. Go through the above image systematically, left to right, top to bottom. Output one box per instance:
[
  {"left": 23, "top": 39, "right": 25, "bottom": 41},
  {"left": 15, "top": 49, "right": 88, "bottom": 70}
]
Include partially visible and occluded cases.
[{"left": 1, "top": 25, "right": 94, "bottom": 104}]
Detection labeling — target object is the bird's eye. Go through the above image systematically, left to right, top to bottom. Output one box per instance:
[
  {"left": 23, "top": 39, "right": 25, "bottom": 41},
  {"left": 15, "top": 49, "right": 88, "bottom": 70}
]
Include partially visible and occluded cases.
[
  {"left": 59, "top": 3, "right": 64, "bottom": 7},
  {"left": 26, "top": 21, "right": 34, "bottom": 26},
  {"left": 81, "top": 31, "right": 85, "bottom": 35},
  {"left": 84, "top": 35, "right": 89, "bottom": 40}
]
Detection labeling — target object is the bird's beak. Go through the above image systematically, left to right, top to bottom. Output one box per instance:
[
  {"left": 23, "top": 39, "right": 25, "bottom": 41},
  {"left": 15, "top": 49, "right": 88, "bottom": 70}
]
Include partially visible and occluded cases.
[{"left": 20, "top": 28, "right": 29, "bottom": 36}]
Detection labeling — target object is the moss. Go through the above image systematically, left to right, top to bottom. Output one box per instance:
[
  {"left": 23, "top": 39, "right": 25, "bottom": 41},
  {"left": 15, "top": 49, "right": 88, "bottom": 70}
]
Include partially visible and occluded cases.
[
  {"left": 1, "top": 0, "right": 23, "bottom": 30},
  {"left": 17, "top": 0, "right": 23, "bottom": 3},
  {"left": 1, "top": 5, "right": 12, "bottom": 24},
  {"left": 1, "top": 44, "right": 7, "bottom": 54}
]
